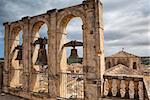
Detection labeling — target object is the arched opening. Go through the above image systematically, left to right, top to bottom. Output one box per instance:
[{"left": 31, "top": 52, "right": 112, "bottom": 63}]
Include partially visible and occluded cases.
[
  {"left": 59, "top": 16, "right": 84, "bottom": 99},
  {"left": 66, "top": 18, "right": 83, "bottom": 65},
  {"left": 31, "top": 22, "right": 49, "bottom": 95},
  {"left": 10, "top": 26, "right": 23, "bottom": 89},
  {"left": 108, "top": 61, "right": 111, "bottom": 69},
  {"left": 133, "top": 62, "right": 137, "bottom": 69}
]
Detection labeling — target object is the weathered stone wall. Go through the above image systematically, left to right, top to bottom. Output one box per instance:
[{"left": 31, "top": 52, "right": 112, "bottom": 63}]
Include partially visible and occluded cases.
[{"left": 3, "top": 0, "right": 105, "bottom": 100}]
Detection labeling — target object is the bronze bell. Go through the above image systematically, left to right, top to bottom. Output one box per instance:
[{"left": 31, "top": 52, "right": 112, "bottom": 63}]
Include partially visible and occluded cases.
[
  {"left": 34, "top": 38, "right": 48, "bottom": 66},
  {"left": 64, "top": 40, "right": 83, "bottom": 64},
  {"left": 15, "top": 45, "right": 22, "bottom": 60},
  {"left": 35, "top": 46, "right": 47, "bottom": 65},
  {"left": 67, "top": 48, "right": 82, "bottom": 64},
  {"left": 69, "top": 48, "right": 79, "bottom": 59}
]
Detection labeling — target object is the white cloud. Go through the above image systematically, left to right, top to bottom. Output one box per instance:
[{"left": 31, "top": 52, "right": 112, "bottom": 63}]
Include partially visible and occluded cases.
[{"left": 0, "top": 0, "right": 149, "bottom": 57}]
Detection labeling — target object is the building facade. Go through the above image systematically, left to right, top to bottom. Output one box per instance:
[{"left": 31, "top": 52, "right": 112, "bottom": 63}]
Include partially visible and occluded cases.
[
  {"left": 105, "top": 50, "right": 141, "bottom": 70},
  {"left": 104, "top": 51, "right": 150, "bottom": 99}
]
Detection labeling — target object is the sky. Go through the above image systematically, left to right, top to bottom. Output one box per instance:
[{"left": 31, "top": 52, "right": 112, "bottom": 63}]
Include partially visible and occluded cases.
[{"left": 0, "top": 0, "right": 149, "bottom": 58}]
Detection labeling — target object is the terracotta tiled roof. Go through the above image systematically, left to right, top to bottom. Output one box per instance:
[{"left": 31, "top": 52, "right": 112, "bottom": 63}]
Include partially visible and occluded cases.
[
  {"left": 108, "top": 51, "right": 139, "bottom": 58},
  {"left": 104, "top": 64, "right": 143, "bottom": 77}
]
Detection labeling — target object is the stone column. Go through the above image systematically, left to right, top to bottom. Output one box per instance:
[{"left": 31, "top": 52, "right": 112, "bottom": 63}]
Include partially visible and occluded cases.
[
  {"left": 83, "top": 0, "right": 105, "bottom": 100},
  {"left": 47, "top": 9, "right": 58, "bottom": 98},
  {"left": 22, "top": 16, "right": 30, "bottom": 93},
  {"left": 3, "top": 22, "right": 10, "bottom": 93},
  {"left": 103, "top": 79, "right": 109, "bottom": 96},
  {"left": 111, "top": 79, "right": 117, "bottom": 96},
  {"left": 120, "top": 80, "right": 126, "bottom": 98},
  {"left": 129, "top": 80, "right": 134, "bottom": 99},
  {"left": 138, "top": 81, "right": 144, "bottom": 100}
]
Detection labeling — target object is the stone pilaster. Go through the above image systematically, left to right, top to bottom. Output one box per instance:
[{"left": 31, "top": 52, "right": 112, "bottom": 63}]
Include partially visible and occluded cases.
[
  {"left": 84, "top": 0, "right": 105, "bottom": 99},
  {"left": 47, "top": 9, "right": 58, "bottom": 98},
  {"left": 47, "top": 9, "right": 57, "bottom": 76},
  {"left": 22, "top": 16, "right": 30, "bottom": 93},
  {"left": 3, "top": 22, "right": 10, "bottom": 93}
]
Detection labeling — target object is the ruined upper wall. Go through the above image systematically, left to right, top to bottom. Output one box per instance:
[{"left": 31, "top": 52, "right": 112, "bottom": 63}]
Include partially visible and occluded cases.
[{"left": 3, "top": 0, "right": 103, "bottom": 26}]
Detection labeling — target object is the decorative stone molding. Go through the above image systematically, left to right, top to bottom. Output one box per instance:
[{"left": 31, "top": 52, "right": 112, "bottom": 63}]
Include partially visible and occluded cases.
[
  {"left": 111, "top": 79, "right": 117, "bottom": 96},
  {"left": 120, "top": 80, "right": 126, "bottom": 98},
  {"left": 129, "top": 80, "right": 134, "bottom": 99}
]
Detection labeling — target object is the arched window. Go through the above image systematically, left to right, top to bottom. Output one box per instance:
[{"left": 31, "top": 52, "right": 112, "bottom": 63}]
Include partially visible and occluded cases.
[
  {"left": 108, "top": 61, "right": 111, "bottom": 69},
  {"left": 133, "top": 62, "right": 137, "bottom": 69}
]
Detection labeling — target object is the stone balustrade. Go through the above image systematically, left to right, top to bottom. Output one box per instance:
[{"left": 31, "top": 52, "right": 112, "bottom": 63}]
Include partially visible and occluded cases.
[{"left": 103, "top": 76, "right": 145, "bottom": 100}]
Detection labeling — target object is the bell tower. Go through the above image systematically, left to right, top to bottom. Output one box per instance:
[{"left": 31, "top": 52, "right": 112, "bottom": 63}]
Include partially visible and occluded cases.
[{"left": 3, "top": 0, "right": 105, "bottom": 99}]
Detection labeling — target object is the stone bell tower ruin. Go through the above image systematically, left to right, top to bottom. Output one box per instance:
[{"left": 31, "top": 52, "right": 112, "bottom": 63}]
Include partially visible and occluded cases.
[{"left": 3, "top": 0, "right": 105, "bottom": 99}]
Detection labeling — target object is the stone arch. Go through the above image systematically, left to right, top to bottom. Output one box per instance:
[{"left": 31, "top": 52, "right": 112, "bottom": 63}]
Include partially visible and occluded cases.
[
  {"left": 57, "top": 9, "right": 88, "bottom": 32},
  {"left": 57, "top": 9, "right": 88, "bottom": 98},
  {"left": 57, "top": 9, "right": 88, "bottom": 66},
  {"left": 58, "top": 12, "right": 86, "bottom": 67},
  {"left": 30, "top": 16, "right": 49, "bottom": 35},
  {"left": 31, "top": 19, "right": 49, "bottom": 36},
  {"left": 30, "top": 20, "right": 49, "bottom": 93},
  {"left": 31, "top": 20, "right": 49, "bottom": 64},
  {"left": 32, "top": 21, "right": 45, "bottom": 33},
  {"left": 10, "top": 22, "right": 23, "bottom": 33},
  {"left": 9, "top": 24, "right": 23, "bottom": 88},
  {"left": 10, "top": 24, "right": 23, "bottom": 57},
  {"left": 10, "top": 24, "right": 23, "bottom": 39}
]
